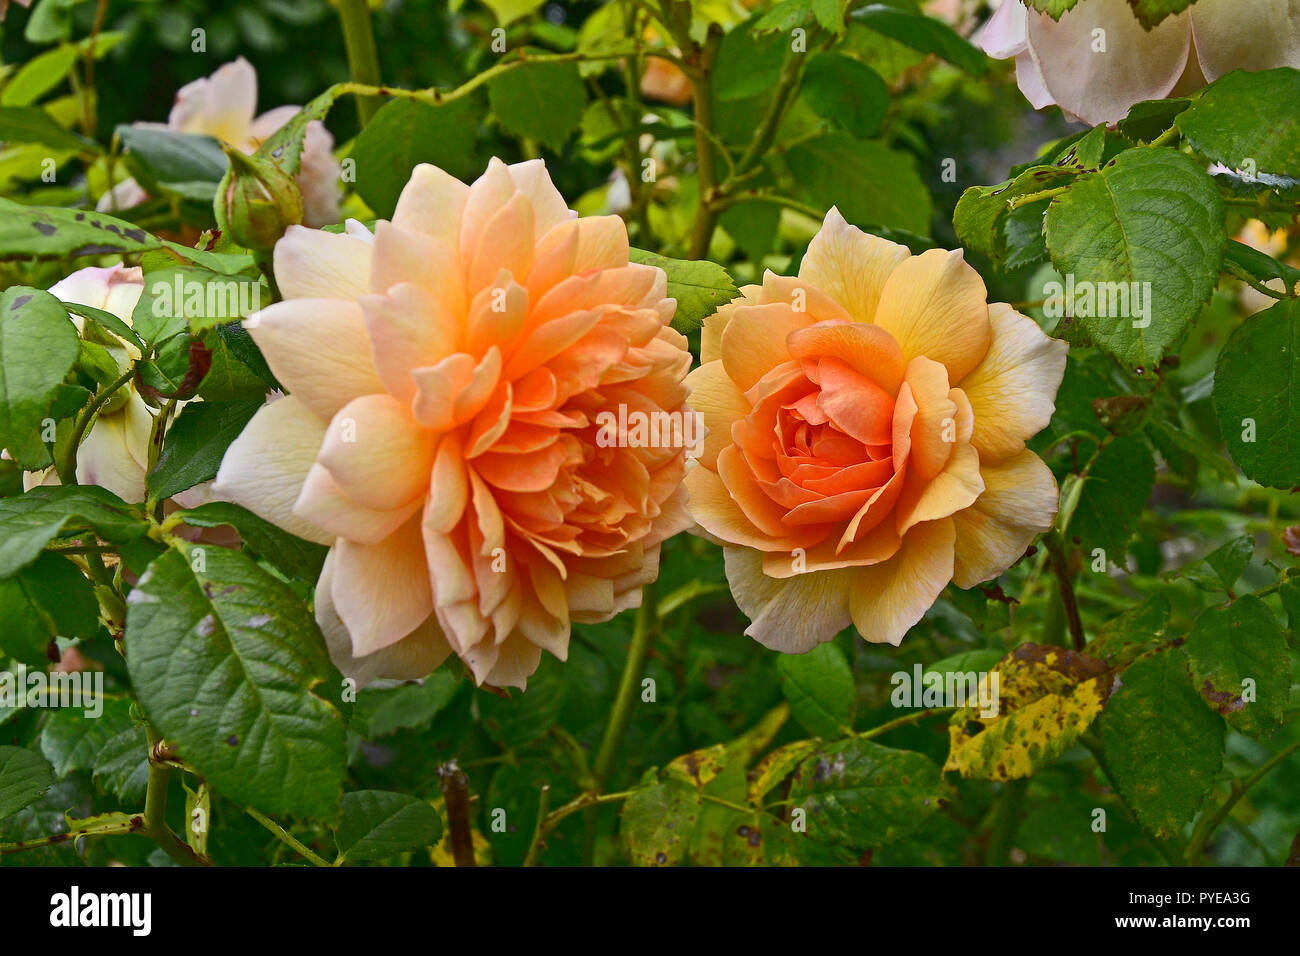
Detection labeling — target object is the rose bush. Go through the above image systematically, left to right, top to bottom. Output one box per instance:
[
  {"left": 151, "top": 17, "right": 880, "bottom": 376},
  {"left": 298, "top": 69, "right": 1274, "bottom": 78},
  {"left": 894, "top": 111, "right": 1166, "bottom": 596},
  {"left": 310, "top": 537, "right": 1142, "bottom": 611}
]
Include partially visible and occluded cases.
[{"left": 0, "top": 0, "right": 1296, "bottom": 874}]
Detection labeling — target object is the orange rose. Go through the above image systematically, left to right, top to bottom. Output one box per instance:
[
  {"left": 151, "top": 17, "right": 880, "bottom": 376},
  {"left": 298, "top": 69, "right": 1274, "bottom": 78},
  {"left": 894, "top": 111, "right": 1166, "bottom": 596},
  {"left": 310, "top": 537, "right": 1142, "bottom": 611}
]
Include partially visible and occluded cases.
[
  {"left": 214, "top": 159, "right": 692, "bottom": 688},
  {"left": 686, "top": 209, "right": 1067, "bottom": 651}
]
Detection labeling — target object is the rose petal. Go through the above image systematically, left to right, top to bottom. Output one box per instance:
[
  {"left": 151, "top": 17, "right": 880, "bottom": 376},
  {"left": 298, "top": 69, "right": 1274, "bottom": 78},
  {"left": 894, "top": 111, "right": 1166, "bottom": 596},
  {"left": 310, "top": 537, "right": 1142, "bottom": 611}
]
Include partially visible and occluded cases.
[{"left": 849, "top": 517, "right": 955, "bottom": 645}]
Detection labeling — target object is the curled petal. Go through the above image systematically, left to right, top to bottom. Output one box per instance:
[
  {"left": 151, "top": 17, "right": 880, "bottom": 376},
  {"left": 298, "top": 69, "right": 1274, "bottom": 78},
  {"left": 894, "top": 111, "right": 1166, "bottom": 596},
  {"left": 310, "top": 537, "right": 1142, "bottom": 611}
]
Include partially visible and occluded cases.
[
  {"left": 962, "top": 303, "right": 1067, "bottom": 465},
  {"left": 213, "top": 396, "right": 331, "bottom": 545},
  {"left": 952, "top": 449, "right": 1058, "bottom": 588},
  {"left": 849, "top": 518, "right": 956, "bottom": 646},
  {"left": 724, "top": 546, "right": 853, "bottom": 653}
]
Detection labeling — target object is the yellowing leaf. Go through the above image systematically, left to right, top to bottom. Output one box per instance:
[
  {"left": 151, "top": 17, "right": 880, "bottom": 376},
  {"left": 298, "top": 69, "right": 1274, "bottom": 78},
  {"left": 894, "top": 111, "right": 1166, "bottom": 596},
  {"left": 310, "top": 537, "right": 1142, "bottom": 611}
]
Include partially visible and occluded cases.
[{"left": 944, "top": 644, "right": 1110, "bottom": 781}]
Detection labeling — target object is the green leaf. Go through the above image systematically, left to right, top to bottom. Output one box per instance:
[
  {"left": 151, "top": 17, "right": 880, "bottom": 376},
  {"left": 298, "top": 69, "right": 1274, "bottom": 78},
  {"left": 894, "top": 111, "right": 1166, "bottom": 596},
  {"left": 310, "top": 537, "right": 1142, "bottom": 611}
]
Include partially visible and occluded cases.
[
  {"left": 480, "top": 0, "right": 547, "bottom": 25},
  {"left": 754, "top": 0, "right": 843, "bottom": 34},
  {"left": 1023, "top": 0, "right": 1084, "bottom": 16},
  {"left": 1125, "top": 0, "right": 1196, "bottom": 28},
  {"left": 850, "top": 3, "right": 986, "bottom": 74},
  {"left": 715, "top": 19, "right": 788, "bottom": 101},
  {"left": 0, "top": 46, "right": 77, "bottom": 107},
  {"left": 800, "top": 54, "right": 888, "bottom": 139},
  {"left": 488, "top": 60, "right": 586, "bottom": 151},
  {"left": 1175, "top": 68, "right": 1300, "bottom": 177},
  {"left": 257, "top": 84, "right": 348, "bottom": 178},
  {"left": 351, "top": 98, "right": 479, "bottom": 219},
  {"left": 1117, "top": 98, "right": 1191, "bottom": 145},
  {"left": 0, "top": 106, "right": 96, "bottom": 152},
  {"left": 117, "top": 126, "right": 228, "bottom": 198},
  {"left": 785, "top": 133, "right": 932, "bottom": 236},
  {"left": 1043, "top": 148, "right": 1224, "bottom": 371},
  {"left": 954, "top": 165, "right": 1077, "bottom": 264},
  {"left": 0, "top": 199, "right": 163, "bottom": 261},
  {"left": 719, "top": 201, "right": 780, "bottom": 265},
  {"left": 1224, "top": 239, "right": 1300, "bottom": 295},
  {"left": 130, "top": 246, "right": 261, "bottom": 343},
  {"left": 628, "top": 248, "right": 738, "bottom": 332},
  {"left": 0, "top": 285, "right": 81, "bottom": 469},
  {"left": 1212, "top": 297, "right": 1300, "bottom": 489},
  {"left": 62, "top": 301, "right": 145, "bottom": 353},
  {"left": 147, "top": 398, "right": 262, "bottom": 502},
  {"left": 1069, "top": 433, "right": 1155, "bottom": 561},
  {"left": 0, "top": 484, "right": 149, "bottom": 579},
  {"left": 171, "top": 501, "right": 328, "bottom": 583},
  {"left": 1176, "top": 534, "right": 1253, "bottom": 593},
  {"left": 125, "top": 544, "right": 346, "bottom": 821},
  {"left": 0, "top": 552, "right": 100, "bottom": 666},
  {"left": 1087, "top": 592, "right": 1171, "bottom": 667},
  {"left": 1185, "top": 595, "right": 1289, "bottom": 737},
  {"left": 776, "top": 643, "right": 855, "bottom": 738},
  {"left": 1098, "top": 649, "right": 1224, "bottom": 838},
  {"left": 477, "top": 658, "right": 568, "bottom": 746},
  {"left": 352, "top": 671, "right": 459, "bottom": 737},
  {"left": 39, "top": 698, "right": 135, "bottom": 777},
  {"left": 92, "top": 725, "right": 150, "bottom": 804},
  {"left": 787, "top": 738, "right": 949, "bottom": 863},
  {"left": 0, "top": 747, "right": 55, "bottom": 820},
  {"left": 486, "top": 760, "right": 553, "bottom": 866},
  {"left": 620, "top": 769, "right": 703, "bottom": 867},
  {"left": 335, "top": 790, "right": 443, "bottom": 862}
]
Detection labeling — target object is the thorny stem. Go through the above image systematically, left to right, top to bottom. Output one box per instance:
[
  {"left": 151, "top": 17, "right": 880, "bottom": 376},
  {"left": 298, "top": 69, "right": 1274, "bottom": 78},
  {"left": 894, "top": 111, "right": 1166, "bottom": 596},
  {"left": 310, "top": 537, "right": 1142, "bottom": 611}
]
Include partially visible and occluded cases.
[
  {"left": 81, "top": 0, "right": 110, "bottom": 137},
  {"left": 337, "top": 0, "right": 383, "bottom": 126},
  {"left": 686, "top": 25, "right": 723, "bottom": 260},
  {"left": 734, "top": 47, "right": 808, "bottom": 177},
  {"left": 335, "top": 49, "right": 639, "bottom": 112},
  {"left": 1007, "top": 184, "right": 1070, "bottom": 211},
  {"left": 57, "top": 367, "right": 135, "bottom": 486},
  {"left": 144, "top": 398, "right": 177, "bottom": 522},
  {"left": 1044, "top": 532, "right": 1086, "bottom": 651},
  {"left": 857, "top": 706, "right": 955, "bottom": 740},
  {"left": 144, "top": 724, "right": 209, "bottom": 866},
  {"left": 1185, "top": 737, "right": 1300, "bottom": 862},
  {"left": 521, "top": 785, "right": 552, "bottom": 867},
  {"left": 524, "top": 790, "right": 633, "bottom": 866},
  {"left": 246, "top": 807, "right": 331, "bottom": 867},
  {"left": 0, "top": 812, "right": 145, "bottom": 856}
]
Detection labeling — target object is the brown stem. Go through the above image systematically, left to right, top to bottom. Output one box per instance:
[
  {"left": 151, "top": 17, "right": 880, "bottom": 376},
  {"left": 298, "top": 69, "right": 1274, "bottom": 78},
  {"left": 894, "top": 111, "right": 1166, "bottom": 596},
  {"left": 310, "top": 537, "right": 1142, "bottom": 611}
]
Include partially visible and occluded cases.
[
  {"left": 686, "top": 24, "right": 723, "bottom": 260},
  {"left": 1045, "top": 533, "right": 1085, "bottom": 651},
  {"left": 438, "top": 761, "right": 477, "bottom": 867}
]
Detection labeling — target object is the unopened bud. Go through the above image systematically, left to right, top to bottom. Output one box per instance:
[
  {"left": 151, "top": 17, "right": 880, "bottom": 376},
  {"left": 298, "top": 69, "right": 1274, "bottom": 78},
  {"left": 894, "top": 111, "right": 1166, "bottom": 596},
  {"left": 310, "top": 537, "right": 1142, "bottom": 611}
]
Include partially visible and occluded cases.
[{"left": 215, "top": 146, "right": 302, "bottom": 254}]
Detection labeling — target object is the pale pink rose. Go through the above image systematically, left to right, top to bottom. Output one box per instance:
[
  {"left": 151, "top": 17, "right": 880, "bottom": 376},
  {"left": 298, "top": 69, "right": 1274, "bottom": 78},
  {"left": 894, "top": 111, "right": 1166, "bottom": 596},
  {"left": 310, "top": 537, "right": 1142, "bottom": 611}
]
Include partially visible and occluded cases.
[
  {"left": 979, "top": 0, "right": 1300, "bottom": 126},
  {"left": 99, "top": 57, "right": 341, "bottom": 227},
  {"left": 213, "top": 159, "right": 693, "bottom": 690},
  {"left": 686, "top": 209, "right": 1067, "bottom": 651},
  {"left": 25, "top": 266, "right": 222, "bottom": 514},
  {"left": 26, "top": 266, "right": 152, "bottom": 502}
]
